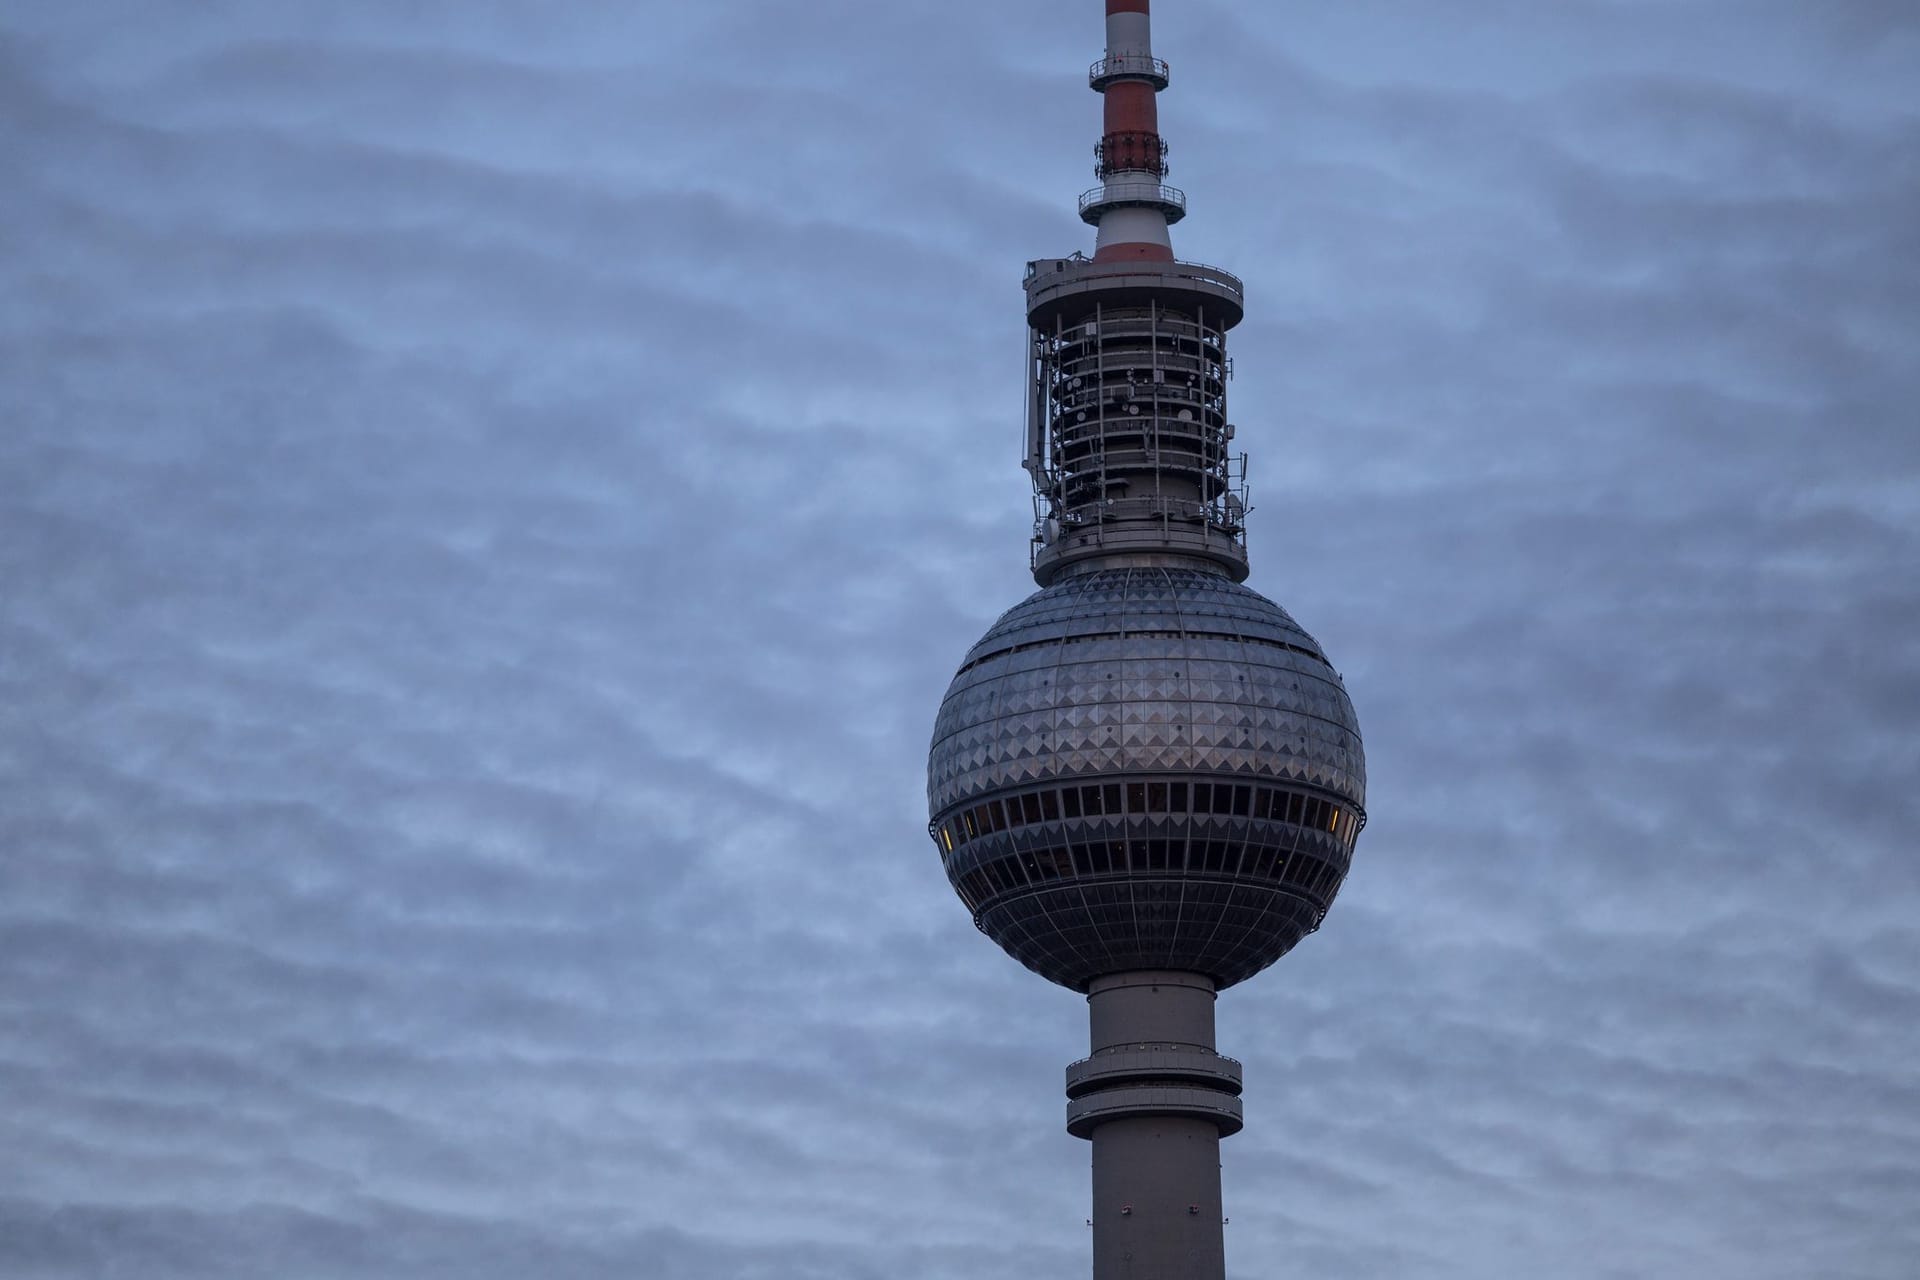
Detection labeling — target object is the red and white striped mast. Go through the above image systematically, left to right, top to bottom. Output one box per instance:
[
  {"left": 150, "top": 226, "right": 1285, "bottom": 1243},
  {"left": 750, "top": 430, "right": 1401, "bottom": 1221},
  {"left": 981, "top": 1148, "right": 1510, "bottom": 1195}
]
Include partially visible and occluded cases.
[{"left": 1083, "top": 0, "right": 1186, "bottom": 263}]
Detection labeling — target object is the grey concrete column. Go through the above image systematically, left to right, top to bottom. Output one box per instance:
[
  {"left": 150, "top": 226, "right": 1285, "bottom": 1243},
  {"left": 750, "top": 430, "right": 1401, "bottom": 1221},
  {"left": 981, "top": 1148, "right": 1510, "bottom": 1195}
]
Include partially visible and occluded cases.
[{"left": 1067, "top": 971, "right": 1242, "bottom": 1280}]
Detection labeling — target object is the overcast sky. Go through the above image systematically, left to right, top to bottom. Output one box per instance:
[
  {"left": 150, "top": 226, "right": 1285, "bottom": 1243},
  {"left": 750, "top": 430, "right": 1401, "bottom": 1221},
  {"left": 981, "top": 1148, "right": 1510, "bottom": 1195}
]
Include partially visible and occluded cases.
[{"left": 3, "top": 2, "right": 1917, "bottom": 1277}]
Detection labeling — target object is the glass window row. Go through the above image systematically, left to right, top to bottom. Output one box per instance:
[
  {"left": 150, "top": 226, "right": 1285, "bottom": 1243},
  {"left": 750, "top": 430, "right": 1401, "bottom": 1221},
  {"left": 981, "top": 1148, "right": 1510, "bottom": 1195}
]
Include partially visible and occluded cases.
[
  {"left": 935, "top": 780, "right": 1361, "bottom": 857},
  {"left": 949, "top": 837, "right": 1345, "bottom": 914}
]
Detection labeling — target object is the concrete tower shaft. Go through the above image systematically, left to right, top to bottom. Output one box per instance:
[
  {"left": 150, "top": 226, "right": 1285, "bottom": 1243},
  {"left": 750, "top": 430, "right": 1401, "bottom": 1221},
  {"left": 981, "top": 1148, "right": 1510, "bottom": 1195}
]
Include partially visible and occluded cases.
[{"left": 1072, "top": 973, "right": 1239, "bottom": 1279}]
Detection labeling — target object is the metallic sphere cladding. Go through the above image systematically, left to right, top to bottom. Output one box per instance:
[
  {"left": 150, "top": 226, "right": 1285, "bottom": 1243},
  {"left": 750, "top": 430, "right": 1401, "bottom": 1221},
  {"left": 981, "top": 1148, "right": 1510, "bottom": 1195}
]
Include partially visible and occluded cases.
[{"left": 927, "top": 565, "right": 1366, "bottom": 991}]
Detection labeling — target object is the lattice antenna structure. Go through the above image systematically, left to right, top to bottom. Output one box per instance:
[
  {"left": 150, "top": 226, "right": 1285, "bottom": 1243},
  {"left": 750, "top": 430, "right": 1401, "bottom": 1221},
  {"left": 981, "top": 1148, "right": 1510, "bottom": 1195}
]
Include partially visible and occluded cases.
[{"left": 1024, "top": 2, "right": 1252, "bottom": 585}]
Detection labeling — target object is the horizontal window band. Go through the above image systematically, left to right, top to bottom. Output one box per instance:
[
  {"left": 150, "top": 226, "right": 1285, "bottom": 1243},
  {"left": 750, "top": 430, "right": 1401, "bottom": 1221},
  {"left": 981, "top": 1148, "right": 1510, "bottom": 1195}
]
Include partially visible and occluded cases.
[{"left": 931, "top": 777, "right": 1365, "bottom": 864}]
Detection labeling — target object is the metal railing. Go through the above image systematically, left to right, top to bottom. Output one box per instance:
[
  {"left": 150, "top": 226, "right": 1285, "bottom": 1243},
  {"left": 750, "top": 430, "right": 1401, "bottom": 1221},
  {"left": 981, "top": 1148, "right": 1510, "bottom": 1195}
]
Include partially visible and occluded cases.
[
  {"left": 1089, "top": 54, "right": 1170, "bottom": 89},
  {"left": 1079, "top": 181, "right": 1187, "bottom": 222},
  {"left": 1038, "top": 254, "right": 1244, "bottom": 303},
  {"left": 1149, "top": 259, "right": 1244, "bottom": 300},
  {"left": 1160, "top": 260, "right": 1238, "bottom": 287}
]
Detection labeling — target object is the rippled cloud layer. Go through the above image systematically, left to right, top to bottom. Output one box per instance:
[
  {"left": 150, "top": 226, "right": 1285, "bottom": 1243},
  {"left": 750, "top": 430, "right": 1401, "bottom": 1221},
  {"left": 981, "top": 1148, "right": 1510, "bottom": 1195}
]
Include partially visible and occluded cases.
[{"left": 2, "top": 2, "right": 1916, "bottom": 1277}]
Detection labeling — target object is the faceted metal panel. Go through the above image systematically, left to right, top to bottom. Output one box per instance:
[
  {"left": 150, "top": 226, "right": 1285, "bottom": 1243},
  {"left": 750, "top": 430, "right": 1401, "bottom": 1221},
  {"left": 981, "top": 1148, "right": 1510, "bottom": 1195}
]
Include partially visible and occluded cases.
[{"left": 926, "top": 563, "right": 1367, "bottom": 991}]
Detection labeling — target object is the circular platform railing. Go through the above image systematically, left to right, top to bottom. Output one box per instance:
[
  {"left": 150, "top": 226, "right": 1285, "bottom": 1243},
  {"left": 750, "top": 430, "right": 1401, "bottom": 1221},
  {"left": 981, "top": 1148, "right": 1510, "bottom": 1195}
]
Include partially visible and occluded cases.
[
  {"left": 1089, "top": 54, "right": 1170, "bottom": 91},
  {"left": 1079, "top": 181, "right": 1187, "bottom": 225}
]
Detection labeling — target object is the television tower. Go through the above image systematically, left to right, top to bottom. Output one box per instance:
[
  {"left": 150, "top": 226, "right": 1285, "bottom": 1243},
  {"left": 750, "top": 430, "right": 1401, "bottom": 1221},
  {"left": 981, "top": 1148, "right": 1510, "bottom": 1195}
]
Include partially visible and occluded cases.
[{"left": 926, "top": 3, "right": 1367, "bottom": 1277}]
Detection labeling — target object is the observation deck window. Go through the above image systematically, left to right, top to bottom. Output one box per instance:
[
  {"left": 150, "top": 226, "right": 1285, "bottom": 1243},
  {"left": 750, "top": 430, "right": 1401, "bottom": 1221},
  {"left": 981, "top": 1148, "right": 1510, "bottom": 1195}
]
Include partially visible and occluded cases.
[{"left": 936, "top": 780, "right": 1362, "bottom": 870}]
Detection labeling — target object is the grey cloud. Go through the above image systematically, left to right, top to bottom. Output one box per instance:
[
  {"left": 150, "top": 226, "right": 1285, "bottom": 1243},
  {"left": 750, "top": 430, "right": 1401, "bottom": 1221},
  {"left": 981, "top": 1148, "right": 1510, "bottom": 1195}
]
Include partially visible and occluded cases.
[{"left": 2, "top": 1, "right": 1916, "bottom": 1278}]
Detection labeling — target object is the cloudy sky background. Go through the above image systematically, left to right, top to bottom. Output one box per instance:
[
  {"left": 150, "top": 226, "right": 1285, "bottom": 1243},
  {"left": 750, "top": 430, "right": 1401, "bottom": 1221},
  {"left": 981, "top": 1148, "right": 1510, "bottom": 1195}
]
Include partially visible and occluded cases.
[{"left": 3, "top": 2, "right": 1917, "bottom": 1276}]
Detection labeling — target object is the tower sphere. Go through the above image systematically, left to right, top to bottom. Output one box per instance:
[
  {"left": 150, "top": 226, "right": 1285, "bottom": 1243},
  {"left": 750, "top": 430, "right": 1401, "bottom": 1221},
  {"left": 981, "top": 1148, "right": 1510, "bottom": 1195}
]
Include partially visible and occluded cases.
[{"left": 928, "top": 563, "right": 1366, "bottom": 991}]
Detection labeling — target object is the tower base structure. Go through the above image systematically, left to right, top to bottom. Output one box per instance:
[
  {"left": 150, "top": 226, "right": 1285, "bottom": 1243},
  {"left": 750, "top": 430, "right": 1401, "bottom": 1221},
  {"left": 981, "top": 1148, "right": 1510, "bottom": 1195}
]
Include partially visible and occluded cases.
[{"left": 1068, "top": 971, "right": 1243, "bottom": 1279}]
